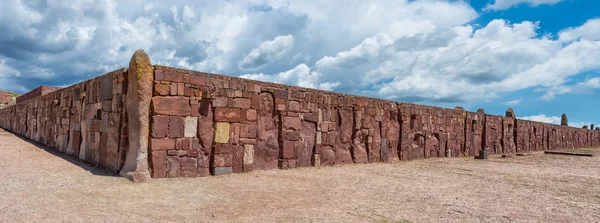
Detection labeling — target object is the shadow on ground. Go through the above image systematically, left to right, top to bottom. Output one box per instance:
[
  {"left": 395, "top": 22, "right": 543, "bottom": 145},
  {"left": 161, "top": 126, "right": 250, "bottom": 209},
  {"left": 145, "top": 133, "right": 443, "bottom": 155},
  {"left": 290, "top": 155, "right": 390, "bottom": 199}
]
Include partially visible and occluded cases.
[{"left": 0, "top": 128, "right": 117, "bottom": 177}]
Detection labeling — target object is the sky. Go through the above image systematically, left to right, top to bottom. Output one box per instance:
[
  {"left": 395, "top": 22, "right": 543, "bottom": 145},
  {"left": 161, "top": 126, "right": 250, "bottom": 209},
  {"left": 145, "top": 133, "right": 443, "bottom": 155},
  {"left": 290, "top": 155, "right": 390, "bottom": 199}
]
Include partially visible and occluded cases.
[{"left": 0, "top": 0, "right": 598, "bottom": 127}]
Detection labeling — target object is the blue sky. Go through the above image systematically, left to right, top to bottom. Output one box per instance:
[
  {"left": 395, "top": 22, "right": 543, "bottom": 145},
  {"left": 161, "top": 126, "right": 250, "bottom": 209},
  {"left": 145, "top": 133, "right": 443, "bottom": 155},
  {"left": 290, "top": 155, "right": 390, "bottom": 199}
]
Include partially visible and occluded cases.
[{"left": 0, "top": 0, "right": 599, "bottom": 127}]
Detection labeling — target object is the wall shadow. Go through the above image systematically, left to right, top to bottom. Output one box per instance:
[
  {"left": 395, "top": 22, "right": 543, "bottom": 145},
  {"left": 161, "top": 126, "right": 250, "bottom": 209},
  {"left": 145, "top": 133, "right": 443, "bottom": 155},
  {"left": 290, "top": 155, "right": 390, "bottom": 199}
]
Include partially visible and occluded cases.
[{"left": 3, "top": 128, "right": 118, "bottom": 177}]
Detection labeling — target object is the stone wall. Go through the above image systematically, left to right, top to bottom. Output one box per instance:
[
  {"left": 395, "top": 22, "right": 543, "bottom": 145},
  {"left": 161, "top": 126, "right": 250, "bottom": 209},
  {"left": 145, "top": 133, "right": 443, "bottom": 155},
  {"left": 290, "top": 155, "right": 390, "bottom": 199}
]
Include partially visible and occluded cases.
[
  {"left": 1, "top": 50, "right": 598, "bottom": 180},
  {"left": 147, "top": 65, "right": 600, "bottom": 179},
  {"left": 0, "top": 69, "right": 129, "bottom": 173},
  {"left": 17, "top": 86, "right": 62, "bottom": 103}
]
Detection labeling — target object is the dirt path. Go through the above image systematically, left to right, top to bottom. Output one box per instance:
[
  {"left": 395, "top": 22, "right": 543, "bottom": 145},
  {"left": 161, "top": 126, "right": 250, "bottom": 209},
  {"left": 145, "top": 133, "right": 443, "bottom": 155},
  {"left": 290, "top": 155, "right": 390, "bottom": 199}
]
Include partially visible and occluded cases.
[{"left": 1, "top": 128, "right": 599, "bottom": 223}]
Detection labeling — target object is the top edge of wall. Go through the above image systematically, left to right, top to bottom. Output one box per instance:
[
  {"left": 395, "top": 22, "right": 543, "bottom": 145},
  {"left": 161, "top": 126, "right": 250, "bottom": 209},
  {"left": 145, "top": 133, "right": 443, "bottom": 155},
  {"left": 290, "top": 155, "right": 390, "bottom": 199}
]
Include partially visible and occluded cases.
[
  {"left": 152, "top": 64, "right": 592, "bottom": 131},
  {"left": 6, "top": 68, "right": 128, "bottom": 107}
]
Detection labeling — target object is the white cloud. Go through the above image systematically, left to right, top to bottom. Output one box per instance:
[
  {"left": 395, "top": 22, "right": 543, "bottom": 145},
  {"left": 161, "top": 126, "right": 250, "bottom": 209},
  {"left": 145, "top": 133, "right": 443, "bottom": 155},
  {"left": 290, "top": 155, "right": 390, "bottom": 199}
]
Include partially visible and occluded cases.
[
  {"left": 0, "top": 0, "right": 477, "bottom": 93},
  {"left": 485, "top": 0, "right": 564, "bottom": 11},
  {"left": 254, "top": 19, "right": 600, "bottom": 103},
  {"left": 559, "top": 19, "right": 600, "bottom": 42},
  {"left": 239, "top": 35, "right": 294, "bottom": 71},
  {"left": 240, "top": 64, "right": 339, "bottom": 91},
  {"left": 503, "top": 98, "right": 522, "bottom": 106},
  {"left": 520, "top": 114, "right": 593, "bottom": 128},
  {"left": 520, "top": 114, "right": 561, "bottom": 124}
]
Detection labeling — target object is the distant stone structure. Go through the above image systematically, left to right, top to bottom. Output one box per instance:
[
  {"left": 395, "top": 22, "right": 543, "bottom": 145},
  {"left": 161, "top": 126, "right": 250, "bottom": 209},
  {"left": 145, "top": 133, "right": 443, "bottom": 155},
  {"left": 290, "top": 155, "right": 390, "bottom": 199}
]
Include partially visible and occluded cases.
[
  {"left": 1, "top": 50, "right": 599, "bottom": 181},
  {"left": 16, "top": 86, "right": 61, "bottom": 103},
  {"left": 0, "top": 90, "right": 15, "bottom": 108},
  {"left": 561, "top": 113, "right": 568, "bottom": 126}
]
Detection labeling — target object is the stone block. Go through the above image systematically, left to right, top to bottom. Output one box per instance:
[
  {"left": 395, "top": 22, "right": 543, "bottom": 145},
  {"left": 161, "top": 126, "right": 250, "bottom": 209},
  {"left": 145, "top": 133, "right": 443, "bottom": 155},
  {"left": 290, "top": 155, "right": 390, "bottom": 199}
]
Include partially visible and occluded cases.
[
  {"left": 189, "top": 76, "right": 206, "bottom": 86},
  {"left": 170, "top": 83, "right": 177, "bottom": 96},
  {"left": 177, "top": 83, "right": 185, "bottom": 96},
  {"left": 154, "top": 84, "right": 170, "bottom": 96},
  {"left": 152, "top": 97, "right": 191, "bottom": 116},
  {"left": 212, "top": 97, "right": 228, "bottom": 108},
  {"left": 232, "top": 98, "right": 251, "bottom": 109},
  {"left": 102, "top": 100, "right": 112, "bottom": 112},
  {"left": 288, "top": 101, "right": 300, "bottom": 111},
  {"left": 214, "top": 108, "right": 243, "bottom": 122},
  {"left": 246, "top": 109, "right": 257, "bottom": 121},
  {"left": 151, "top": 115, "right": 169, "bottom": 138},
  {"left": 169, "top": 116, "right": 185, "bottom": 138},
  {"left": 184, "top": 116, "right": 198, "bottom": 138},
  {"left": 282, "top": 116, "right": 301, "bottom": 131},
  {"left": 214, "top": 122, "right": 231, "bottom": 143},
  {"left": 239, "top": 124, "right": 257, "bottom": 139},
  {"left": 283, "top": 130, "right": 301, "bottom": 141},
  {"left": 151, "top": 139, "right": 175, "bottom": 151},
  {"left": 283, "top": 141, "right": 295, "bottom": 159},
  {"left": 244, "top": 144, "right": 254, "bottom": 164},
  {"left": 151, "top": 150, "right": 166, "bottom": 178},
  {"left": 214, "top": 154, "right": 233, "bottom": 167},
  {"left": 167, "top": 156, "right": 180, "bottom": 178},
  {"left": 180, "top": 157, "right": 198, "bottom": 177},
  {"left": 214, "top": 167, "right": 233, "bottom": 176}
]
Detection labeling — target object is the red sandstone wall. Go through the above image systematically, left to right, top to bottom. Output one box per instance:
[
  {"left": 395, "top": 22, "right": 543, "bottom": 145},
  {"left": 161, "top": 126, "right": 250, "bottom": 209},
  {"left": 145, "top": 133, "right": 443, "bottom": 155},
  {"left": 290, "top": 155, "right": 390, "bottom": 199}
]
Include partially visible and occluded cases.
[
  {"left": 1, "top": 62, "right": 599, "bottom": 179},
  {"left": 146, "top": 65, "right": 600, "bottom": 178},
  {"left": 0, "top": 69, "right": 129, "bottom": 173},
  {"left": 16, "top": 86, "right": 62, "bottom": 103}
]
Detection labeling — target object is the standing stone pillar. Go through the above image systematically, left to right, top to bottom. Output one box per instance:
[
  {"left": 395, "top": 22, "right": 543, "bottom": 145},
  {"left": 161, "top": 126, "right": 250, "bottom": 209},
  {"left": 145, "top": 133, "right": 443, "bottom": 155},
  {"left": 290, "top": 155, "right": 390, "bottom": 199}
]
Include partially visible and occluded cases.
[
  {"left": 119, "top": 50, "right": 153, "bottom": 182},
  {"left": 561, "top": 113, "right": 568, "bottom": 126}
]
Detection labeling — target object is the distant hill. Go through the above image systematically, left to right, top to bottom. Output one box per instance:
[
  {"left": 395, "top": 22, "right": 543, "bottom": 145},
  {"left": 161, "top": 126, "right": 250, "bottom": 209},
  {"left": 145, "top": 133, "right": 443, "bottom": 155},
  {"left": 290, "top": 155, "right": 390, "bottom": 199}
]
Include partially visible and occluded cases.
[{"left": 0, "top": 90, "right": 18, "bottom": 108}]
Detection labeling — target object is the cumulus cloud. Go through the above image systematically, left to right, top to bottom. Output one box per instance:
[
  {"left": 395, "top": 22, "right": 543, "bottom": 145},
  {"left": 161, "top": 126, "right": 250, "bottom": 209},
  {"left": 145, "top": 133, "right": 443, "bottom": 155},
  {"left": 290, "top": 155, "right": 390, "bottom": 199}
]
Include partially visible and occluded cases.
[
  {"left": 0, "top": 0, "right": 476, "bottom": 93},
  {"left": 0, "top": 0, "right": 598, "bottom": 112},
  {"left": 485, "top": 0, "right": 565, "bottom": 11},
  {"left": 252, "top": 18, "right": 600, "bottom": 103},
  {"left": 558, "top": 19, "right": 600, "bottom": 42},
  {"left": 239, "top": 35, "right": 294, "bottom": 71},
  {"left": 240, "top": 64, "right": 339, "bottom": 91}
]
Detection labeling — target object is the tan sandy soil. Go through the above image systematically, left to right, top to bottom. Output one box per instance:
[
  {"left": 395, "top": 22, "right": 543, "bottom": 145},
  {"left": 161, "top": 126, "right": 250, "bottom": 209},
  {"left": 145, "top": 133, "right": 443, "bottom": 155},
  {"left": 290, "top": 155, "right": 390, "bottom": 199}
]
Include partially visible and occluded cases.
[{"left": 1, "top": 128, "right": 599, "bottom": 223}]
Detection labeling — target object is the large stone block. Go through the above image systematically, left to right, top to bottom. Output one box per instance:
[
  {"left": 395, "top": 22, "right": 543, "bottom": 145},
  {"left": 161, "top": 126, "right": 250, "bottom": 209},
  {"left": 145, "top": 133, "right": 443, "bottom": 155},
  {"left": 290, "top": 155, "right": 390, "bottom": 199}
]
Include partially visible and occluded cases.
[
  {"left": 152, "top": 96, "right": 191, "bottom": 116},
  {"left": 214, "top": 108, "right": 243, "bottom": 122},
  {"left": 151, "top": 116, "right": 169, "bottom": 138},
  {"left": 168, "top": 116, "right": 185, "bottom": 138},
  {"left": 184, "top": 116, "right": 198, "bottom": 138},
  {"left": 282, "top": 116, "right": 301, "bottom": 131},
  {"left": 214, "top": 122, "right": 231, "bottom": 143},
  {"left": 151, "top": 139, "right": 175, "bottom": 151},
  {"left": 151, "top": 150, "right": 166, "bottom": 178}
]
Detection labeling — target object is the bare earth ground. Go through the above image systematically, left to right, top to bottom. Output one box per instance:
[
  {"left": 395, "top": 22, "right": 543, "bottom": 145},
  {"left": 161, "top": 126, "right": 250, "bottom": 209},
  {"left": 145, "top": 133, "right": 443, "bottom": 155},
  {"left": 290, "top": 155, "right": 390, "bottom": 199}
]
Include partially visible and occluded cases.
[{"left": 1, "top": 128, "right": 600, "bottom": 223}]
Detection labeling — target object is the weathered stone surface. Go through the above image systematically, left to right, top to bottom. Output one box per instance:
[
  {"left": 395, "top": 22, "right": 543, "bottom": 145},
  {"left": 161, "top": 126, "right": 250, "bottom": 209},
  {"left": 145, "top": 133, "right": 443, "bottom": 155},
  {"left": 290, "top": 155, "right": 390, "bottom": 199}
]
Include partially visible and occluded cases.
[
  {"left": 6, "top": 50, "right": 600, "bottom": 182},
  {"left": 120, "top": 50, "right": 153, "bottom": 182},
  {"left": 254, "top": 93, "right": 279, "bottom": 170},
  {"left": 152, "top": 96, "right": 191, "bottom": 116},
  {"left": 335, "top": 107, "right": 354, "bottom": 164},
  {"left": 214, "top": 108, "right": 243, "bottom": 122},
  {"left": 246, "top": 109, "right": 257, "bottom": 121},
  {"left": 561, "top": 113, "right": 568, "bottom": 126},
  {"left": 169, "top": 116, "right": 185, "bottom": 138},
  {"left": 184, "top": 116, "right": 198, "bottom": 138},
  {"left": 282, "top": 116, "right": 301, "bottom": 131},
  {"left": 296, "top": 121, "right": 316, "bottom": 167},
  {"left": 214, "top": 122, "right": 230, "bottom": 144},
  {"left": 352, "top": 130, "right": 368, "bottom": 163},
  {"left": 151, "top": 139, "right": 175, "bottom": 151},
  {"left": 244, "top": 144, "right": 254, "bottom": 165},
  {"left": 319, "top": 146, "right": 335, "bottom": 166},
  {"left": 151, "top": 150, "right": 166, "bottom": 178},
  {"left": 167, "top": 156, "right": 180, "bottom": 177},
  {"left": 180, "top": 157, "right": 198, "bottom": 177},
  {"left": 214, "top": 167, "right": 233, "bottom": 175}
]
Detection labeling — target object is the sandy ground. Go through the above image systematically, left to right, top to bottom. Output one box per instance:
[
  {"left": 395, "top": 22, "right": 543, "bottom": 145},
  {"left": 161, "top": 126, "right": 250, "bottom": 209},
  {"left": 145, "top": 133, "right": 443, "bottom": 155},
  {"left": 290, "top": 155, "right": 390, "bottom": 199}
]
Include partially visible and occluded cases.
[{"left": 1, "top": 128, "right": 600, "bottom": 223}]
